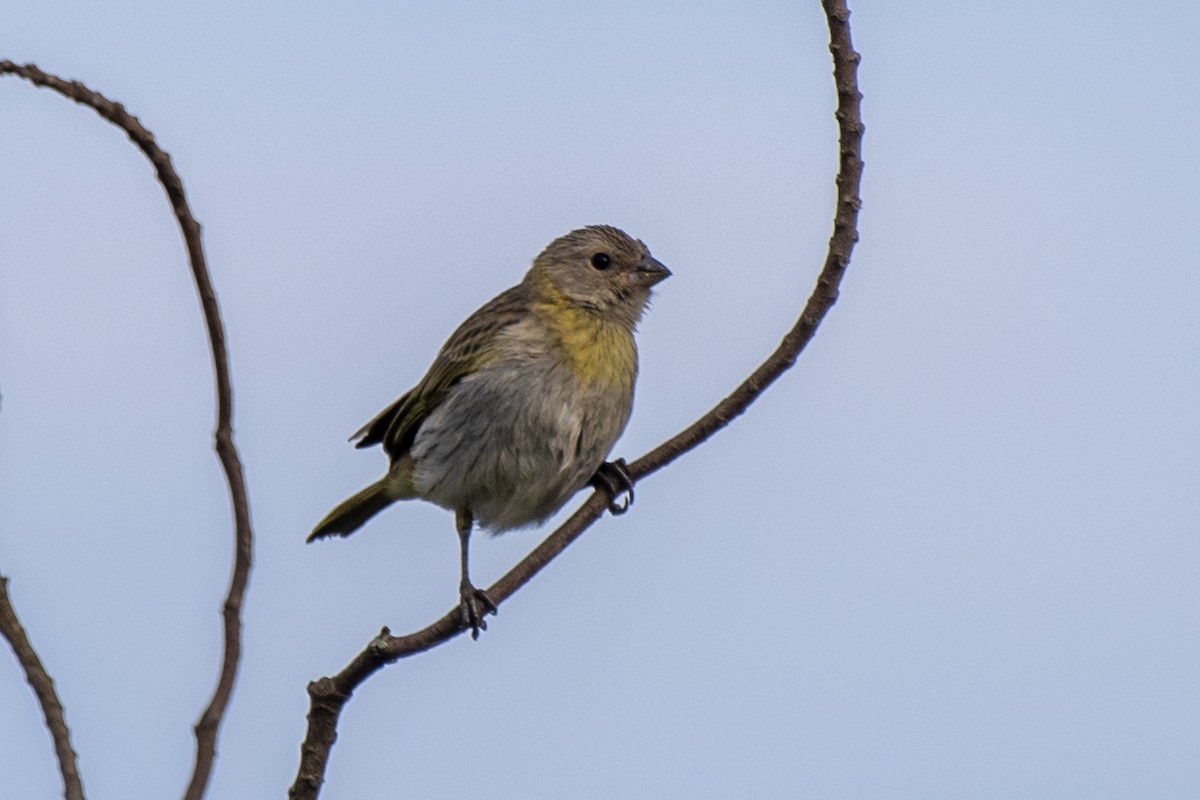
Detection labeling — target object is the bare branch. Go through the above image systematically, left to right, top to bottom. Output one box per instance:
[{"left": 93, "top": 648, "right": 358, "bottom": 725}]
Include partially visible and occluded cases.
[
  {"left": 633, "top": 0, "right": 864, "bottom": 481},
  {"left": 289, "top": 2, "right": 864, "bottom": 797},
  {"left": 0, "top": 60, "right": 255, "bottom": 800},
  {"left": 0, "top": 576, "right": 86, "bottom": 800}
]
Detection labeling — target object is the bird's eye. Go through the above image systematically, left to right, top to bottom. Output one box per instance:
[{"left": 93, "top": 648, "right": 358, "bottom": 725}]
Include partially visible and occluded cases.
[{"left": 590, "top": 252, "right": 612, "bottom": 270}]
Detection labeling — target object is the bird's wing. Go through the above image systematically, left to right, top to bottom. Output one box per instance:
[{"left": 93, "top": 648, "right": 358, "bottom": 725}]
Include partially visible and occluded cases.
[{"left": 351, "top": 283, "right": 532, "bottom": 462}]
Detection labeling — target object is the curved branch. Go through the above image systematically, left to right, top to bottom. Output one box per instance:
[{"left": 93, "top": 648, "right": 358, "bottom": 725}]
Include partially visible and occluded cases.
[
  {"left": 634, "top": 0, "right": 863, "bottom": 480},
  {"left": 289, "top": 2, "right": 864, "bottom": 797},
  {"left": 0, "top": 61, "right": 255, "bottom": 800},
  {"left": 0, "top": 577, "right": 86, "bottom": 800}
]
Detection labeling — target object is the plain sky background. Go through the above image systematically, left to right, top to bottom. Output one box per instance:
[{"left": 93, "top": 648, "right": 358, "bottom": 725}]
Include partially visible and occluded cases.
[{"left": 3, "top": 2, "right": 1199, "bottom": 798}]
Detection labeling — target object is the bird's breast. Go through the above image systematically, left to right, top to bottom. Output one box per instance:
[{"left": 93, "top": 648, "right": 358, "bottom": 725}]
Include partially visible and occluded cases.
[{"left": 534, "top": 304, "right": 638, "bottom": 393}]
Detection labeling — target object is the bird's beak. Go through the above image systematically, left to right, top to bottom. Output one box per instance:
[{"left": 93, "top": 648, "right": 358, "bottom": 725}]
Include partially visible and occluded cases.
[{"left": 633, "top": 255, "right": 671, "bottom": 287}]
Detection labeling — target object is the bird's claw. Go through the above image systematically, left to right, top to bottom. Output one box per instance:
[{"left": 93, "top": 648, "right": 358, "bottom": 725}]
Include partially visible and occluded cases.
[
  {"left": 592, "top": 458, "right": 634, "bottom": 515},
  {"left": 459, "top": 581, "right": 497, "bottom": 640}
]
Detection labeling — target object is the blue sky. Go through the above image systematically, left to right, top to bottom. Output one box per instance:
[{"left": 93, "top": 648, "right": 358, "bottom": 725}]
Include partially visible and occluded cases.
[{"left": 3, "top": 3, "right": 1199, "bottom": 798}]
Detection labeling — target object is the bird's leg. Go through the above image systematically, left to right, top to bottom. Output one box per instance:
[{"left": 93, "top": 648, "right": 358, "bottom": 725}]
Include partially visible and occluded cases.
[
  {"left": 590, "top": 458, "right": 634, "bottom": 515},
  {"left": 455, "top": 509, "right": 496, "bottom": 640}
]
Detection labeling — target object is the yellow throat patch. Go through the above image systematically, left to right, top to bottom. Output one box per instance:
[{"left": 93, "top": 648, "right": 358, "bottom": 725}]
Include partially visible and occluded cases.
[{"left": 533, "top": 287, "right": 636, "bottom": 391}]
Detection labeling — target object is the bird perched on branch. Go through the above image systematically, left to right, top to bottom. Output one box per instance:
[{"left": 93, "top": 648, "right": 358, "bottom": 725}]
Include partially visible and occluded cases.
[{"left": 309, "top": 225, "right": 670, "bottom": 638}]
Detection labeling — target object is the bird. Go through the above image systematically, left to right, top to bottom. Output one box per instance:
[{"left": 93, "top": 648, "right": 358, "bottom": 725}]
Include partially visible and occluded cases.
[{"left": 309, "top": 225, "right": 670, "bottom": 638}]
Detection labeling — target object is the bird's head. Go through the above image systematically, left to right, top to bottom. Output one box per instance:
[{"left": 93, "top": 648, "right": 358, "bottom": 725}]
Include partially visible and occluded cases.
[{"left": 528, "top": 225, "right": 670, "bottom": 327}]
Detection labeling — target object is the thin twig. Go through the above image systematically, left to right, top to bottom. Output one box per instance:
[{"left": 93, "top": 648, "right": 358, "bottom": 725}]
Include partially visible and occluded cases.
[
  {"left": 288, "top": 2, "right": 864, "bottom": 797},
  {"left": 0, "top": 60, "right": 255, "bottom": 800},
  {"left": 0, "top": 576, "right": 86, "bottom": 800}
]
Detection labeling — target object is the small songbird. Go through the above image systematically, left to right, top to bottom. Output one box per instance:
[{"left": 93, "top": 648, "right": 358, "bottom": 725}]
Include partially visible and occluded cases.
[{"left": 309, "top": 225, "right": 670, "bottom": 637}]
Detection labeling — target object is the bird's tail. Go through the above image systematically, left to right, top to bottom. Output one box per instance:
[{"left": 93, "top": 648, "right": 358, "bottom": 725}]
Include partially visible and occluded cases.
[{"left": 308, "top": 474, "right": 409, "bottom": 542}]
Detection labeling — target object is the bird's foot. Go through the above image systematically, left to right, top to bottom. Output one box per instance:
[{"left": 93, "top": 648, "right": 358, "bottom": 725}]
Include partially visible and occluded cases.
[
  {"left": 591, "top": 458, "right": 634, "bottom": 515},
  {"left": 459, "top": 580, "right": 497, "bottom": 640}
]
